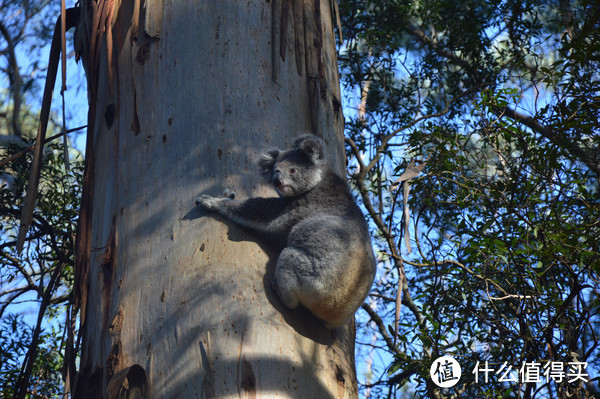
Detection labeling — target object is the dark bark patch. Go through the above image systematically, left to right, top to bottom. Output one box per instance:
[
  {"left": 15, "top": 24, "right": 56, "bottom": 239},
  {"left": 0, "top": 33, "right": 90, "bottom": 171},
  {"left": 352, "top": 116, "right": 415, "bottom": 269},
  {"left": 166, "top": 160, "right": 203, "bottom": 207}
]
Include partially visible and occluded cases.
[
  {"left": 135, "top": 43, "right": 151, "bottom": 65},
  {"left": 131, "top": 92, "right": 140, "bottom": 135},
  {"left": 104, "top": 103, "right": 115, "bottom": 129},
  {"left": 100, "top": 217, "right": 117, "bottom": 331},
  {"left": 240, "top": 356, "right": 256, "bottom": 397}
]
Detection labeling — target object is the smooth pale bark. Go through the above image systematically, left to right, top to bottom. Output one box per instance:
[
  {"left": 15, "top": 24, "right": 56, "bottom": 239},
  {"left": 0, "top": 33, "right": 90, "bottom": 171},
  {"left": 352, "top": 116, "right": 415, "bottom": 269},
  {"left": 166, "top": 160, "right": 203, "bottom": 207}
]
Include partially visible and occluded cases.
[{"left": 73, "top": 1, "right": 357, "bottom": 398}]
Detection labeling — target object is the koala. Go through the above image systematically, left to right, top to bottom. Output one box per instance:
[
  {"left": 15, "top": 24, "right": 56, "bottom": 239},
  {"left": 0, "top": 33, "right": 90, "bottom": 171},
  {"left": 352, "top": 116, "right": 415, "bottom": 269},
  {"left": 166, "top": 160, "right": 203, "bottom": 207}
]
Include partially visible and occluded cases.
[{"left": 195, "top": 135, "right": 376, "bottom": 329}]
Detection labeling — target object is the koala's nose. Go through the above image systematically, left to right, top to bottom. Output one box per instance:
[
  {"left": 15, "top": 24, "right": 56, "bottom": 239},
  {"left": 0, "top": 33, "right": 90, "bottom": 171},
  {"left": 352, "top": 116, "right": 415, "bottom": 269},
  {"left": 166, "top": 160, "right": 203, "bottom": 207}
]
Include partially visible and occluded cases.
[{"left": 273, "top": 170, "right": 283, "bottom": 185}]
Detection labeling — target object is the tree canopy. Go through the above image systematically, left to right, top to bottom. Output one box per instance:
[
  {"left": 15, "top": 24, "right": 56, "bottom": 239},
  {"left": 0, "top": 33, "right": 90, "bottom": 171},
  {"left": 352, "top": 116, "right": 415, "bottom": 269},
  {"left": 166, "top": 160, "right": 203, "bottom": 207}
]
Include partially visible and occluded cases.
[{"left": 339, "top": 0, "right": 599, "bottom": 397}]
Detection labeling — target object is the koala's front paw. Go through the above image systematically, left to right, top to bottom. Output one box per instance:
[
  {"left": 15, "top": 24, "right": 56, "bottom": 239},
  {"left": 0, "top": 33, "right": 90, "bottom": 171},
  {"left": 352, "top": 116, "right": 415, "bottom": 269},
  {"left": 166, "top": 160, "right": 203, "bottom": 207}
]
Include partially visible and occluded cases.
[{"left": 195, "top": 194, "right": 221, "bottom": 211}]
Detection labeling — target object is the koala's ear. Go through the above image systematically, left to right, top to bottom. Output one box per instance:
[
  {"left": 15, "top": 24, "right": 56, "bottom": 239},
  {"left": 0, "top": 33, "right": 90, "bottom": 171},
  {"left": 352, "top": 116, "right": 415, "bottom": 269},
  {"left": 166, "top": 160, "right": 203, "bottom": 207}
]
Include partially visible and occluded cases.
[
  {"left": 294, "top": 135, "right": 324, "bottom": 162},
  {"left": 258, "top": 149, "right": 280, "bottom": 178}
]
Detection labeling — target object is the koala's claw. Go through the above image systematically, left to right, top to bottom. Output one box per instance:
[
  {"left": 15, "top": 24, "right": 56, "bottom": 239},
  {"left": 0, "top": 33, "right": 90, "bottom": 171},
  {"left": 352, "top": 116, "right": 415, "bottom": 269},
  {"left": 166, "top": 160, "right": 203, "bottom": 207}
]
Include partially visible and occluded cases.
[{"left": 222, "top": 188, "right": 236, "bottom": 199}]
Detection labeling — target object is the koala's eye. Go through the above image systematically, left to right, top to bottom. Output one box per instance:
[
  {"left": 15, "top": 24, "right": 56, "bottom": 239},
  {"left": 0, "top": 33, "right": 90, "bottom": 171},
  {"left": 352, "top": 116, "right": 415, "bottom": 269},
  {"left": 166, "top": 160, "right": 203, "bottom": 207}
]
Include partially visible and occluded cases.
[{"left": 289, "top": 167, "right": 297, "bottom": 174}]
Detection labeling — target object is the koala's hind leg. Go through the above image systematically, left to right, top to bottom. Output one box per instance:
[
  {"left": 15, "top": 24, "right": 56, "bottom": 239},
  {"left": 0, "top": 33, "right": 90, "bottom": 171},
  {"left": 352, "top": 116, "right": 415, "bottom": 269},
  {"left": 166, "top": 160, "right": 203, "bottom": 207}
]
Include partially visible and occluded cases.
[{"left": 273, "top": 247, "right": 312, "bottom": 310}]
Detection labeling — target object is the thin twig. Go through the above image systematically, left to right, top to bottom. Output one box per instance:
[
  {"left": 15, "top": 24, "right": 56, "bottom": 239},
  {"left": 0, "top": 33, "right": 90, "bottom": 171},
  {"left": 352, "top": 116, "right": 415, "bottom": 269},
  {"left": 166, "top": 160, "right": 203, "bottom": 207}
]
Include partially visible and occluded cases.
[{"left": 0, "top": 125, "right": 86, "bottom": 168}]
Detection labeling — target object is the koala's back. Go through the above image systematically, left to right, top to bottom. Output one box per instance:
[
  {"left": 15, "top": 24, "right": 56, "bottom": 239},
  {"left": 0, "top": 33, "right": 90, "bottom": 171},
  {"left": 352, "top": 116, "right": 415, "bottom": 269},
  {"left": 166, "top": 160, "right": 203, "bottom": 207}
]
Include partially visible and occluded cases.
[{"left": 280, "top": 169, "right": 376, "bottom": 328}]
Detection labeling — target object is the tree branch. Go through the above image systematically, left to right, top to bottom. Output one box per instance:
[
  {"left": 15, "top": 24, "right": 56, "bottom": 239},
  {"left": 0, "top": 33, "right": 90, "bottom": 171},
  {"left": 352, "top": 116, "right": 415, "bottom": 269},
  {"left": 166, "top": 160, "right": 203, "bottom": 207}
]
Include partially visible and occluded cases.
[
  {"left": 0, "top": 20, "right": 22, "bottom": 137},
  {"left": 406, "top": 22, "right": 600, "bottom": 178},
  {"left": 493, "top": 105, "right": 600, "bottom": 177},
  {"left": 0, "top": 125, "right": 86, "bottom": 168},
  {"left": 14, "top": 262, "right": 65, "bottom": 399},
  {"left": 361, "top": 303, "right": 401, "bottom": 355}
]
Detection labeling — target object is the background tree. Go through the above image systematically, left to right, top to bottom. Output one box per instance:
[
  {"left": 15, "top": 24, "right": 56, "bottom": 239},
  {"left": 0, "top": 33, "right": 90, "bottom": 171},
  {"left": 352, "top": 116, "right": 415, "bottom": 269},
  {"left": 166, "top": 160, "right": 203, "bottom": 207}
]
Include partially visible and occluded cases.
[
  {"left": 1, "top": 0, "right": 83, "bottom": 396},
  {"left": 72, "top": 0, "right": 358, "bottom": 398},
  {"left": 339, "top": 0, "right": 600, "bottom": 398}
]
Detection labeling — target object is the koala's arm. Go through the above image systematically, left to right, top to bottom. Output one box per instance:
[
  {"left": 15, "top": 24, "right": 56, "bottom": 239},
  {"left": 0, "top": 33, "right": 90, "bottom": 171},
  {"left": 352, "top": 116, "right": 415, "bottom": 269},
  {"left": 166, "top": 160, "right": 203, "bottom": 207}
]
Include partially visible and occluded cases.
[{"left": 196, "top": 194, "right": 295, "bottom": 235}]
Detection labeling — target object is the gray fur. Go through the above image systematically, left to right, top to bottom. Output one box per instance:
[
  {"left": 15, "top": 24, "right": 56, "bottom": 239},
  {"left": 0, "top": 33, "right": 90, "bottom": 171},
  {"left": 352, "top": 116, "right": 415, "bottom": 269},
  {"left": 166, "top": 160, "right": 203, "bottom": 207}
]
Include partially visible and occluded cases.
[{"left": 196, "top": 135, "right": 376, "bottom": 328}]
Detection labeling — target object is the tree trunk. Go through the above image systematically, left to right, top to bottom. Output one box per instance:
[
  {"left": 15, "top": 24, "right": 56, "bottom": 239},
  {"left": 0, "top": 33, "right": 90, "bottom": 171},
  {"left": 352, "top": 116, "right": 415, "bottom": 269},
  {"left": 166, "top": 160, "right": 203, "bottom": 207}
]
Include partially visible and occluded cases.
[{"left": 73, "top": 1, "right": 356, "bottom": 398}]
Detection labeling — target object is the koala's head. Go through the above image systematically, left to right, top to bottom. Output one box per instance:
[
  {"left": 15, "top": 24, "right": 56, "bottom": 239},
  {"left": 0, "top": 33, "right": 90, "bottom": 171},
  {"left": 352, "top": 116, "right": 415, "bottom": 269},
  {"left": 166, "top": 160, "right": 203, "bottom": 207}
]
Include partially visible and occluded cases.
[{"left": 258, "top": 135, "right": 326, "bottom": 197}]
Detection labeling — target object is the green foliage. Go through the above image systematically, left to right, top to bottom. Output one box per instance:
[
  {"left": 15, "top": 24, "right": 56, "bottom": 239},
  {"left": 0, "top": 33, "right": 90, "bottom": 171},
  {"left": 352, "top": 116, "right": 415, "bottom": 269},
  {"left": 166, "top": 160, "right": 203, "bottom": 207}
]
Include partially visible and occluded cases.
[
  {"left": 340, "top": 0, "right": 600, "bottom": 398},
  {"left": 1, "top": 1, "right": 83, "bottom": 397},
  {"left": 1, "top": 137, "right": 82, "bottom": 398},
  {"left": 0, "top": 315, "right": 64, "bottom": 398}
]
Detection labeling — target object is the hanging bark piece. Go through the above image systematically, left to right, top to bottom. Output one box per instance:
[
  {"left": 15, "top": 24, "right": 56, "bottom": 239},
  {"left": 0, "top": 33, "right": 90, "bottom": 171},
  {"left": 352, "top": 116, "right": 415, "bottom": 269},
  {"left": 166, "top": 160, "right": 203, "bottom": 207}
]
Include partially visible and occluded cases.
[
  {"left": 105, "top": 0, "right": 116, "bottom": 95},
  {"left": 144, "top": 0, "right": 164, "bottom": 38},
  {"left": 271, "top": 0, "right": 281, "bottom": 83},
  {"left": 272, "top": 0, "right": 332, "bottom": 104},
  {"left": 279, "top": 0, "right": 290, "bottom": 61},
  {"left": 292, "top": 0, "right": 305, "bottom": 76},
  {"left": 302, "top": 0, "right": 321, "bottom": 134},
  {"left": 314, "top": 0, "right": 327, "bottom": 100},
  {"left": 329, "top": 0, "right": 342, "bottom": 42},
  {"left": 16, "top": 7, "right": 79, "bottom": 253},
  {"left": 390, "top": 159, "right": 427, "bottom": 254}
]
